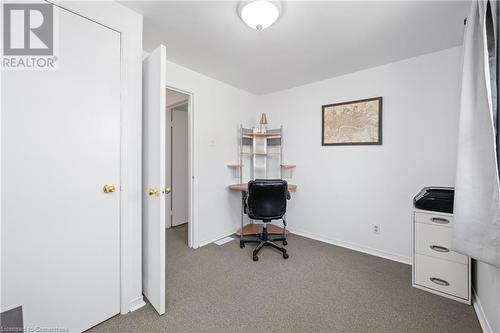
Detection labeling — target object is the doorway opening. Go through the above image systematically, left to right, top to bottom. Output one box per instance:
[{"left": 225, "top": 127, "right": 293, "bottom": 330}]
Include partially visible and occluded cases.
[{"left": 166, "top": 87, "right": 191, "bottom": 247}]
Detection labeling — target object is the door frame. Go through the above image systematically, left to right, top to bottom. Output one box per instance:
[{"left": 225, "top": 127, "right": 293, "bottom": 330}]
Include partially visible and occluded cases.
[
  {"left": 46, "top": 1, "right": 144, "bottom": 314},
  {"left": 166, "top": 86, "right": 195, "bottom": 248}
]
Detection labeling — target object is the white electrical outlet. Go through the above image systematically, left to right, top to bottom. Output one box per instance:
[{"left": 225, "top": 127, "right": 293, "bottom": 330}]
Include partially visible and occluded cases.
[{"left": 373, "top": 224, "right": 380, "bottom": 234}]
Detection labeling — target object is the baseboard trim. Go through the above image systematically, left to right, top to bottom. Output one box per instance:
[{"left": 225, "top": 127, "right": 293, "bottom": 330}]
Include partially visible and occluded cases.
[
  {"left": 289, "top": 228, "right": 412, "bottom": 265},
  {"left": 472, "top": 288, "right": 493, "bottom": 333},
  {"left": 129, "top": 296, "right": 146, "bottom": 313}
]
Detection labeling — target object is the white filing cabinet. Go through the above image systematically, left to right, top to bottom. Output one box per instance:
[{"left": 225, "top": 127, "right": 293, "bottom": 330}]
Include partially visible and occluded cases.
[{"left": 412, "top": 209, "right": 471, "bottom": 304}]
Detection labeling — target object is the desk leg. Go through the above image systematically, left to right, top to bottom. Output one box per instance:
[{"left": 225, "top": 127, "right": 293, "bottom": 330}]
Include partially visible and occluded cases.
[
  {"left": 240, "top": 191, "right": 244, "bottom": 244},
  {"left": 282, "top": 214, "right": 288, "bottom": 244}
]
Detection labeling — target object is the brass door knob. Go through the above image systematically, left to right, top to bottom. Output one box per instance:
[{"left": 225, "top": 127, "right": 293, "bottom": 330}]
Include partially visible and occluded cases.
[
  {"left": 103, "top": 184, "right": 116, "bottom": 194},
  {"left": 164, "top": 187, "right": 172, "bottom": 194},
  {"left": 148, "top": 188, "right": 159, "bottom": 196}
]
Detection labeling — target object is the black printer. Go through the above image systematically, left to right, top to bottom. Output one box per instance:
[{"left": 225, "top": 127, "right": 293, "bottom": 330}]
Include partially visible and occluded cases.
[{"left": 413, "top": 187, "right": 454, "bottom": 214}]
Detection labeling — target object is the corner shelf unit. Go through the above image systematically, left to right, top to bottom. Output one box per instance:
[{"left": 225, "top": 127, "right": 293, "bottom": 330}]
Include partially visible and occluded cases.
[
  {"left": 228, "top": 124, "right": 297, "bottom": 238},
  {"left": 230, "top": 125, "right": 295, "bottom": 183}
]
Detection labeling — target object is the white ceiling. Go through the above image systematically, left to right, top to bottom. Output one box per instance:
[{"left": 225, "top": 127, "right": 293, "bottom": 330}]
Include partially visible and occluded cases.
[{"left": 121, "top": 1, "right": 470, "bottom": 95}]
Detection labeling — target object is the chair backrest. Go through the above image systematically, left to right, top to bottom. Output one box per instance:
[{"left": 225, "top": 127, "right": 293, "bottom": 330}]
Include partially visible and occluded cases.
[{"left": 247, "top": 179, "right": 288, "bottom": 222}]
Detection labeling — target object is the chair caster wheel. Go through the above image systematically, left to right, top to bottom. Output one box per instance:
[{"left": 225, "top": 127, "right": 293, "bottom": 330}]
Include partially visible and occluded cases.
[
  {"left": 283, "top": 240, "right": 288, "bottom": 246},
  {"left": 240, "top": 243, "right": 245, "bottom": 248},
  {"left": 283, "top": 253, "right": 289, "bottom": 259},
  {"left": 253, "top": 255, "right": 259, "bottom": 261}
]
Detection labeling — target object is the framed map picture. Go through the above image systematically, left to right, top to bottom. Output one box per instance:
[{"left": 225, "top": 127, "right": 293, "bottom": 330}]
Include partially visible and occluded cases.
[{"left": 322, "top": 97, "right": 382, "bottom": 146}]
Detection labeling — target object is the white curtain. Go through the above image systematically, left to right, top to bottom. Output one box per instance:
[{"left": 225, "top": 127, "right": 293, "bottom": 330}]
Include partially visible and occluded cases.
[{"left": 453, "top": 0, "right": 500, "bottom": 268}]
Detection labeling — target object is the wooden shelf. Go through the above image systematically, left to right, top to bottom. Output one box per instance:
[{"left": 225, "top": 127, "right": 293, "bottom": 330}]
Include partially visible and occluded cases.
[
  {"left": 242, "top": 133, "right": 281, "bottom": 138},
  {"left": 240, "top": 152, "right": 280, "bottom": 156},
  {"left": 227, "top": 164, "right": 243, "bottom": 168},
  {"left": 280, "top": 164, "right": 296, "bottom": 169},
  {"left": 229, "top": 183, "right": 297, "bottom": 192},
  {"left": 235, "top": 224, "right": 289, "bottom": 236}
]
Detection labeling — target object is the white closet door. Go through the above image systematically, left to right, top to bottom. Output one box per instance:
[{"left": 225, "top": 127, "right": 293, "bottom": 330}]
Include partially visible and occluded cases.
[
  {"left": 1, "top": 5, "right": 121, "bottom": 332},
  {"left": 142, "top": 45, "right": 168, "bottom": 315},
  {"left": 171, "top": 108, "right": 189, "bottom": 227}
]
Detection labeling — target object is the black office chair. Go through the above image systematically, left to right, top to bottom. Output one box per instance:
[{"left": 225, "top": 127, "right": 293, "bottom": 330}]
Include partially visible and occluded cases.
[{"left": 241, "top": 179, "right": 291, "bottom": 261}]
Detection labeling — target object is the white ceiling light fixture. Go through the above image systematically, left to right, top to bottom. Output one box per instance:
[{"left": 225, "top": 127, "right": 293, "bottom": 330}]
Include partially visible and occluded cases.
[{"left": 238, "top": 0, "right": 281, "bottom": 31}]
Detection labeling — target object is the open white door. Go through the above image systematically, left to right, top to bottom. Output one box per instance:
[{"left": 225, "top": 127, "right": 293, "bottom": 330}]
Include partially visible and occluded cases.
[{"left": 142, "top": 45, "right": 169, "bottom": 315}]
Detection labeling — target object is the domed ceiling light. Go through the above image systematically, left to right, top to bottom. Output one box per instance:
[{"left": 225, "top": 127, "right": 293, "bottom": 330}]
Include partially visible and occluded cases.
[{"left": 238, "top": 0, "right": 281, "bottom": 30}]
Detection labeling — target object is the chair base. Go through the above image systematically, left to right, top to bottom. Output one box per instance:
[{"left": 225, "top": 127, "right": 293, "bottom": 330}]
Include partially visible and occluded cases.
[
  {"left": 239, "top": 226, "right": 289, "bottom": 261},
  {"left": 251, "top": 240, "right": 289, "bottom": 261}
]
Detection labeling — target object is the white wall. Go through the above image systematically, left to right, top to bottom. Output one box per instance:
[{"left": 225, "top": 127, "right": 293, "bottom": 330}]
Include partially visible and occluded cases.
[
  {"left": 256, "top": 47, "right": 462, "bottom": 263},
  {"left": 165, "top": 61, "right": 257, "bottom": 246},
  {"left": 474, "top": 261, "right": 500, "bottom": 332}
]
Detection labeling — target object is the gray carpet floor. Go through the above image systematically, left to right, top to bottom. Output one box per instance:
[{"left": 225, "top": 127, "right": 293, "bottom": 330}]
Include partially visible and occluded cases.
[{"left": 89, "top": 225, "right": 481, "bottom": 333}]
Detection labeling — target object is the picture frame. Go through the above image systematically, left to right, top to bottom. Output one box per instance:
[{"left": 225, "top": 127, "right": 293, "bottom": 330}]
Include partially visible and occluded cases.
[{"left": 321, "top": 97, "right": 383, "bottom": 146}]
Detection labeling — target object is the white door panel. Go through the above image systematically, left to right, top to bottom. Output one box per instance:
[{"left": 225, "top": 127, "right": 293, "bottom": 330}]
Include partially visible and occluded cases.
[
  {"left": 2, "top": 5, "right": 121, "bottom": 332},
  {"left": 142, "top": 45, "right": 167, "bottom": 315},
  {"left": 171, "top": 108, "right": 189, "bottom": 227}
]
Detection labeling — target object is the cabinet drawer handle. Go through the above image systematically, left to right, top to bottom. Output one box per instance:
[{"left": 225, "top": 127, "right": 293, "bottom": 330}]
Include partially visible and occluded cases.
[
  {"left": 430, "top": 217, "right": 450, "bottom": 224},
  {"left": 430, "top": 245, "right": 450, "bottom": 253},
  {"left": 430, "top": 277, "right": 450, "bottom": 286}
]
